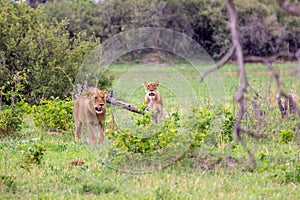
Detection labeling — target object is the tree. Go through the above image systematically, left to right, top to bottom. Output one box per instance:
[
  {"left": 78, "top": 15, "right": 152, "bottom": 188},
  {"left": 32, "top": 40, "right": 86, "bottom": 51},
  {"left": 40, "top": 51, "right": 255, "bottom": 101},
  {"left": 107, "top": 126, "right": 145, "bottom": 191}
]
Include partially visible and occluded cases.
[
  {"left": 200, "top": 0, "right": 300, "bottom": 168},
  {"left": 0, "top": 1, "right": 99, "bottom": 104}
]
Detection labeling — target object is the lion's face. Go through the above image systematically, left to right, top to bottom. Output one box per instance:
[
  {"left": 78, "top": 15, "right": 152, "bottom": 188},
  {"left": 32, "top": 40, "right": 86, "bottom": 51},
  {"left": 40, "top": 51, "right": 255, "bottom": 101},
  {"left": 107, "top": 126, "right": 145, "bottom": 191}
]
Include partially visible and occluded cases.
[
  {"left": 144, "top": 81, "right": 159, "bottom": 100},
  {"left": 87, "top": 89, "right": 106, "bottom": 114}
]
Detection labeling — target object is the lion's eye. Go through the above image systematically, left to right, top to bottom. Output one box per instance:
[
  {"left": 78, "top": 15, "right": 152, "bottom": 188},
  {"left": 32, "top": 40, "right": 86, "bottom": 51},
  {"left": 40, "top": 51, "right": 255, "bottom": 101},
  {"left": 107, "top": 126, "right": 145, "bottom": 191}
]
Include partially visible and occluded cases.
[{"left": 95, "top": 97, "right": 98, "bottom": 100}]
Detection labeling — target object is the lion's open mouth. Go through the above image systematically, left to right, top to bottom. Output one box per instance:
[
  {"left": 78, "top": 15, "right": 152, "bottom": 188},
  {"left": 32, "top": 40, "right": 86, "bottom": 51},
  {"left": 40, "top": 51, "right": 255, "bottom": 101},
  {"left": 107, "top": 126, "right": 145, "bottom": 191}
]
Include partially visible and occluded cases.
[
  {"left": 149, "top": 92, "right": 155, "bottom": 97},
  {"left": 95, "top": 107, "right": 102, "bottom": 113}
]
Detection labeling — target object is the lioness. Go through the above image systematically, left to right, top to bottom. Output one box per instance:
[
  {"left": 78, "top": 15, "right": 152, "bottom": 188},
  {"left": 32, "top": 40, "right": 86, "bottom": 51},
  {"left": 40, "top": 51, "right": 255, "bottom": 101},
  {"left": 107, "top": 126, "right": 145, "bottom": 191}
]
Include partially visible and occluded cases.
[
  {"left": 144, "top": 81, "right": 163, "bottom": 123},
  {"left": 74, "top": 88, "right": 106, "bottom": 144}
]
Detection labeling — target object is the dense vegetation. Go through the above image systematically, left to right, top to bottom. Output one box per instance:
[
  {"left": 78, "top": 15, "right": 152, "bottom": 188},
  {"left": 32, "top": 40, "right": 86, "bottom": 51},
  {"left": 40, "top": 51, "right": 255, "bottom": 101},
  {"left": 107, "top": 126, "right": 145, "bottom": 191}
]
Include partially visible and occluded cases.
[
  {"left": 0, "top": 0, "right": 99, "bottom": 104},
  {"left": 1, "top": 0, "right": 300, "bottom": 198},
  {"left": 1, "top": 0, "right": 299, "bottom": 105},
  {"left": 43, "top": 0, "right": 300, "bottom": 58}
]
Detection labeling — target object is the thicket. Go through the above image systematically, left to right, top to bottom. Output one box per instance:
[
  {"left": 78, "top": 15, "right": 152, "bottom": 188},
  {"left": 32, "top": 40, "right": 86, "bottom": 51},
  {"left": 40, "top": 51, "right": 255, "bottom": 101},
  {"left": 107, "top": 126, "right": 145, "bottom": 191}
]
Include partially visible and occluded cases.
[
  {"left": 0, "top": 0, "right": 100, "bottom": 104},
  {"left": 2, "top": 0, "right": 299, "bottom": 104},
  {"left": 43, "top": 0, "right": 300, "bottom": 59}
]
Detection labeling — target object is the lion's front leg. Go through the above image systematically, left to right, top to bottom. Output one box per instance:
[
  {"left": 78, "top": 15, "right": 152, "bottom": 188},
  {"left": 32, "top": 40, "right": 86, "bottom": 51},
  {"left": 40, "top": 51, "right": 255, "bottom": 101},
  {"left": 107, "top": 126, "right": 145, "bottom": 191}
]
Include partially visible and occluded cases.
[
  {"left": 75, "top": 121, "right": 82, "bottom": 141},
  {"left": 87, "top": 122, "right": 97, "bottom": 145},
  {"left": 98, "top": 123, "right": 105, "bottom": 143}
]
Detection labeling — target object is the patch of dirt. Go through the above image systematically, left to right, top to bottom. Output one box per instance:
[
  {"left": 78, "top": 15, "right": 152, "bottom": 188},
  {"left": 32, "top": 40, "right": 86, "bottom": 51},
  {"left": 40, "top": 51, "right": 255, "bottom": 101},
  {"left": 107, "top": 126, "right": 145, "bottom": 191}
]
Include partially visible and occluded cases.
[
  {"left": 192, "top": 154, "right": 240, "bottom": 171},
  {"left": 71, "top": 160, "right": 85, "bottom": 166}
]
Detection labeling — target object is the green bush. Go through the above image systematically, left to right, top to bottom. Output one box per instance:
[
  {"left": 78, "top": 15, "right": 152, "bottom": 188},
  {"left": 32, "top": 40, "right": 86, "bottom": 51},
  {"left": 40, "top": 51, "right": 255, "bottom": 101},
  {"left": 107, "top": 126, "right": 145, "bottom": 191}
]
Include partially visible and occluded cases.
[
  {"left": 0, "top": 1, "right": 100, "bottom": 104},
  {"left": 0, "top": 72, "right": 31, "bottom": 136},
  {"left": 32, "top": 98, "right": 74, "bottom": 132},
  {"left": 0, "top": 102, "right": 31, "bottom": 136},
  {"left": 105, "top": 105, "right": 235, "bottom": 154},
  {"left": 185, "top": 105, "right": 235, "bottom": 149},
  {"left": 109, "top": 112, "right": 180, "bottom": 153},
  {"left": 277, "top": 128, "right": 295, "bottom": 144},
  {"left": 21, "top": 143, "right": 46, "bottom": 169}
]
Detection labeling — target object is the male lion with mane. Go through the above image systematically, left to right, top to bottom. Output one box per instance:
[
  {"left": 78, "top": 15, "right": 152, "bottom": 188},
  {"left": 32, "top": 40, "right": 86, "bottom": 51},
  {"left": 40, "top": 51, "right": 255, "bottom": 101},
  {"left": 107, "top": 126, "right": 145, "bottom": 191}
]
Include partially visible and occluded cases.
[
  {"left": 144, "top": 81, "right": 163, "bottom": 123},
  {"left": 74, "top": 88, "right": 106, "bottom": 144}
]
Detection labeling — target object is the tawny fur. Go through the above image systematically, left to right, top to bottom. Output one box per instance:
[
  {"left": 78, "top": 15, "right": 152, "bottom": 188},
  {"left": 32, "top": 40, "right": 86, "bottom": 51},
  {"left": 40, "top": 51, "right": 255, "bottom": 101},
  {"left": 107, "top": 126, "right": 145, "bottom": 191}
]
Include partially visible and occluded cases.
[
  {"left": 144, "top": 81, "right": 163, "bottom": 123},
  {"left": 74, "top": 88, "right": 106, "bottom": 144}
]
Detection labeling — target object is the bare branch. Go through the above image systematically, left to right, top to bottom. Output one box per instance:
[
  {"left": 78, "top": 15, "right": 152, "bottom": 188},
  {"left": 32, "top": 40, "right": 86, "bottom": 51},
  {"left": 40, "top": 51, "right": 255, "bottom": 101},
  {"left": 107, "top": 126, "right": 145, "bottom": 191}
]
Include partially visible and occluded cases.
[
  {"left": 226, "top": 0, "right": 248, "bottom": 102},
  {"left": 277, "top": 0, "right": 300, "bottom": 16},
  {"left": 199, "top": 46, "right": 235, "bottom": 81},
  {"left": 244, "top": 51, "right": 295, "bottom": 63},
  {"left": 265, "top": 62, "right": 300, "bottom": 118},
  {"left": 106, "top": 90, "right": 145, "bottom": 115},
  {"left": 238, "top": 127, "right": 268, "bottom": 139}
]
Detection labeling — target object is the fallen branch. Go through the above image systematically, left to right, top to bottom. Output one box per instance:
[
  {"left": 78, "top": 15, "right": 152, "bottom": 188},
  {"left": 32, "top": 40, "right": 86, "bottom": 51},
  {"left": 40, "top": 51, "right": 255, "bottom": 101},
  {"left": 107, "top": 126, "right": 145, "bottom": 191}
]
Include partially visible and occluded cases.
[{"left": 106, "top": 90, "right": 145, "bottom": 115}]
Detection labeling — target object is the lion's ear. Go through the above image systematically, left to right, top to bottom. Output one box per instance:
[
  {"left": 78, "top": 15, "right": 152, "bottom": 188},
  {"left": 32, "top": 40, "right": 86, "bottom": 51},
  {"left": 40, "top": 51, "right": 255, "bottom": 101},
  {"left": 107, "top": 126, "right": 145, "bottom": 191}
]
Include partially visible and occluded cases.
[
  {"left": 156, "top": 81, "right": 159, "bottom": 86},
  {"left": 144, "top": 82, "right": 148, "bottom": 87},
  {"left": 85, "top": 88, "right": 94, "bottom": 98},
  {"left": 102, "top": 89, "right": 106, "bottom": 94}
]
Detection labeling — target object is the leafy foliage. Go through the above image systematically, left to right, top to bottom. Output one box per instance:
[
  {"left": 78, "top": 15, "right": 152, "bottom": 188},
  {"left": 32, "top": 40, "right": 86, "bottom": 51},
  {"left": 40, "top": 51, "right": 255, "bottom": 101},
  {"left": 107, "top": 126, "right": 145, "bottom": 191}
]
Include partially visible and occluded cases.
[
  {"left": 43, "top": 0, "right": 300, "bottom": 59},
  {"left": 0, "top": 1, "right": 101, "bottom": 104},
  {"left": 0, "top": 72, "right": 31, "bottom": 136},
  {"left": 32, "top": 98, "right": 74, "bottom": 132},
  {"left": 185, "top": 105, "right": 235, "bottom": 149},
  {"left": 107, "top": 112, "right": 181, "bottom": 153},
  {"left": 277, "top": 128, "right": 295, "bottom": 144},
  {"left": 21, "top": 143, "right": 46, "bottom": 169}
]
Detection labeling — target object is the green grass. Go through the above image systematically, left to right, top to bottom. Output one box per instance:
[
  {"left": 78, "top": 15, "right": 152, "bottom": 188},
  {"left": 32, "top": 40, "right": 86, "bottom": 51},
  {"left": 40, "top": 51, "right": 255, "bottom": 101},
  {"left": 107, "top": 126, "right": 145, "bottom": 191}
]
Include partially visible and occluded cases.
[{"left": 1, "top": 63, "right": 300, "bottom": 199}]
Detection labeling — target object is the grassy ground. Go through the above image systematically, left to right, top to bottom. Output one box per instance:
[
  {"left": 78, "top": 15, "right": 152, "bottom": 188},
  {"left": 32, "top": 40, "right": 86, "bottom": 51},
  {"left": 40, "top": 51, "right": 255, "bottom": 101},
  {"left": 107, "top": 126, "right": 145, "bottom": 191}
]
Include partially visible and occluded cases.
[{"left": 1, "top": 62, "right": 300, "bottom": 199}]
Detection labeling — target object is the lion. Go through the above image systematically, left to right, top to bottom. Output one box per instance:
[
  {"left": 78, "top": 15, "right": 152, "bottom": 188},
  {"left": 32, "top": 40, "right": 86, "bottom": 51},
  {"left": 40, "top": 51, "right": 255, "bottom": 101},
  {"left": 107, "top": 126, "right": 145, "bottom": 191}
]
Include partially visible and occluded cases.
[
  {"left": 144, "top": 81, "right": 163, "bottom": 123},
  {"left": 74, "top": 88, "right": 107, "bottom": 144}
]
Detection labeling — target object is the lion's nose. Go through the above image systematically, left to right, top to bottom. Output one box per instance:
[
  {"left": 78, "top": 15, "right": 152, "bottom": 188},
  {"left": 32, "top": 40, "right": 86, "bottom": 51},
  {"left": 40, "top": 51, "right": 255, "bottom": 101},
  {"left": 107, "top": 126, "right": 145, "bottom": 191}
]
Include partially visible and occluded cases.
[
  {"left": 150, "top": 90, "right": 154, "bottom": 91},
  {"left": 99, "top": 103, "right": 104, "bottom": 107}
]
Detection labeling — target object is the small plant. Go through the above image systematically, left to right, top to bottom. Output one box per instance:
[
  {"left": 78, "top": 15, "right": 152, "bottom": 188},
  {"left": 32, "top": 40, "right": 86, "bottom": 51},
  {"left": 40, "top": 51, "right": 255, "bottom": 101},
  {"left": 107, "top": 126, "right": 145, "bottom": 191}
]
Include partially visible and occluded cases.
[
  {"left": 185, "top": 105, "right": 235, "bottom": 149},
  {"left": 277, "top": 129, "right": 295, "bottom": 144},
  {"left": 21, "top": 143, "right": 46, "bottom": 169},
  {"left": 274, "top": 158, "right": 300, "bottom": 184},
  {"left": 0, "top": 175, "right": 17, "bottom": 194},
  {"left": 82, "top": 182, "right": 118, "bottom": 195},
  {"left": 154, "top": 186, "right": 171, "bottom": 200}
]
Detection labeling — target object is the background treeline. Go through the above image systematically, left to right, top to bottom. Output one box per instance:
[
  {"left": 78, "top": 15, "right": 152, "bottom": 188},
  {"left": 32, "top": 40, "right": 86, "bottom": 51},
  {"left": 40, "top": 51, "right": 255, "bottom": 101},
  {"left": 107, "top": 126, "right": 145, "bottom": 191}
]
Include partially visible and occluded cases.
[
  {"left": 1, "top": 0, "right": 300, "bottom": 104},
  {"left": 44, "top": 0, "right": 300, "bottom": 58}
]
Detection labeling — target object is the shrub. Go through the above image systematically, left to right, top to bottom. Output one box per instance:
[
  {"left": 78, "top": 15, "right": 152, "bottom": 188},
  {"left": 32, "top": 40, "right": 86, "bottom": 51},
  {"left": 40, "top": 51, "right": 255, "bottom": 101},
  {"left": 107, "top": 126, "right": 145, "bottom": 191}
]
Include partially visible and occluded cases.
[
  {"left": 0, "top": 1, "right": 100, "bottom": 104},
  {"left": 0, "top": 72, "right": 31, "bottom": 136},
  {"left": 32, "top": 98, "right": 74, "bottom": 133},
  {"left": 0, "top": 102, "right": 31, "bottom": 136},
  {"left": 185, "top": 105, "right": 235, "bottom": 149},
  {"left": 109, "top": 112, "right": 181, "bottom": 153},
  {"left": 277, "top": 128, "right": 295, "bottom": 144},
  {"left": 21, "top": 143, "right": 46, "bottom": 169}
]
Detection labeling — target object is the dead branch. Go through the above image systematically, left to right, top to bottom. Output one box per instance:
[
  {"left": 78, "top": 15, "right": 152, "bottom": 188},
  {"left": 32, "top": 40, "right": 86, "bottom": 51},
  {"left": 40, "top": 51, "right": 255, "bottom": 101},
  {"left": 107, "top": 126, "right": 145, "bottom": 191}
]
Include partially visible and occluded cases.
[
  {"left": 226, "top": 0, "right": 249, "bottom": 137},
  {"left": 226, "top": 0, "right": 257, "bottom": 168},
  {"left": 277, "top": 0, "right": 300, "bottom": 16},
  {"left": 199, "top": 46, "right": 235, "bottom": 81},
  {"left": 244, "top": 51, "right": 295, "bottom": 63},
  {"left": 106, "top": 91, "right": 145, "bottom": 115},
  {"left": 238, "top": 127, "right": 268, "bottom": 139}
]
